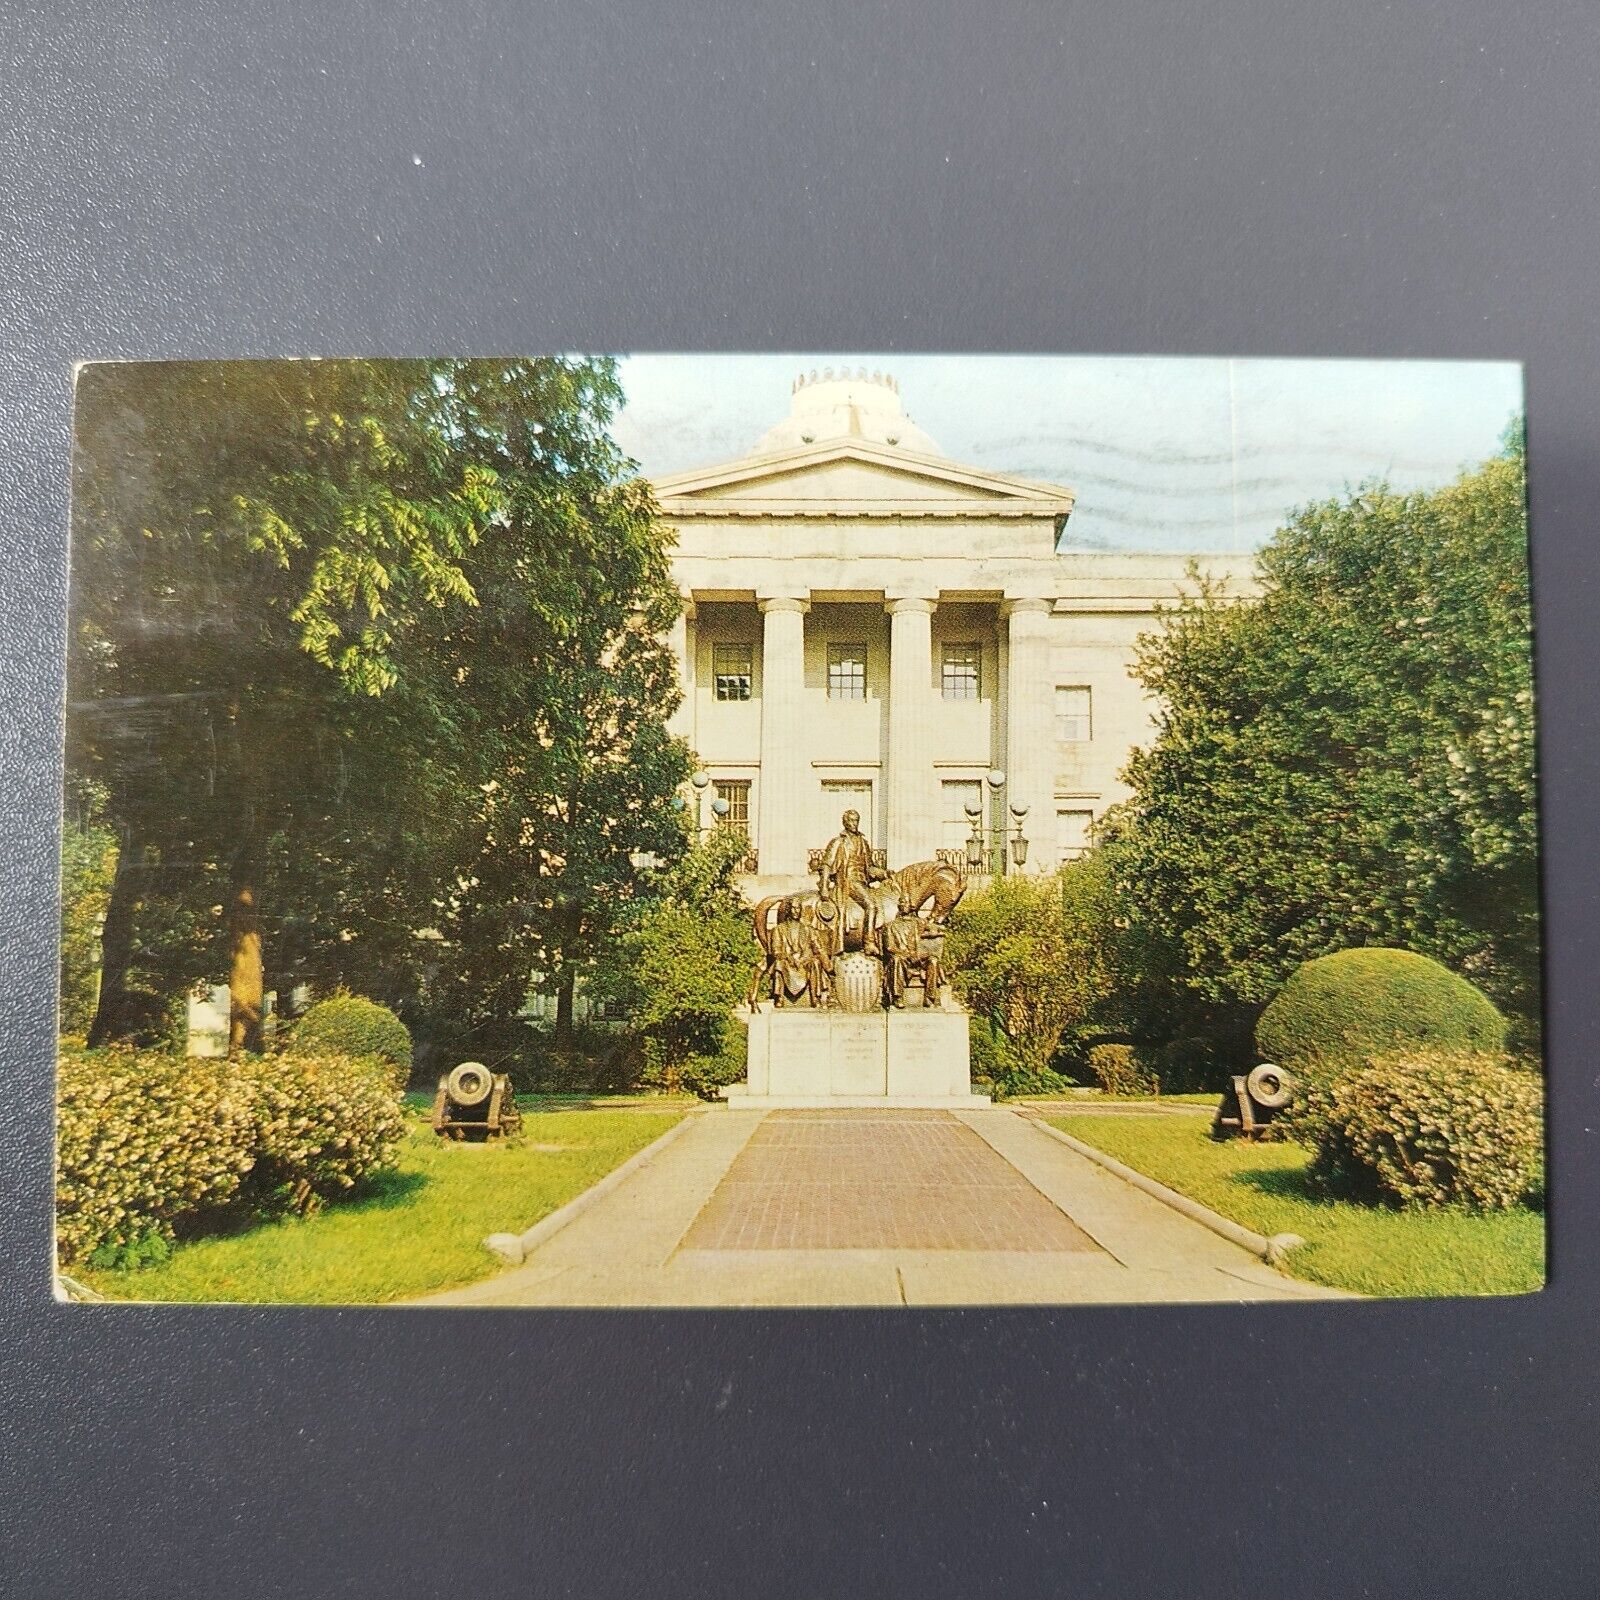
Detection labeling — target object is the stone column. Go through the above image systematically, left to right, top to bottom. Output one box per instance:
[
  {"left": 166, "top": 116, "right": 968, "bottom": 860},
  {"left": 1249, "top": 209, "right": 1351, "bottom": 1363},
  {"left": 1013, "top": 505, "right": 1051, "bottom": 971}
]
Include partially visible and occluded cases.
[
  {"left": 757, "top": 592, "right": 811, "bottom": 877},
  {"left": 883, "top": 594, "right": 938, "bottom": 869},
  {"left": 665, "top": 595, "right": 695, "bottom": 743},
  {"left": 1002, "top": 596, "right": 1055, "bottom": 873}
]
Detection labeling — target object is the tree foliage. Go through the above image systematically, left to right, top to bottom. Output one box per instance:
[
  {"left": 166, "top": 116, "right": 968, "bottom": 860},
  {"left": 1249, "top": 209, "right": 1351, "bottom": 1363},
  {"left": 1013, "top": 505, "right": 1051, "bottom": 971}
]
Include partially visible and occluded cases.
[
  {"left": 67, "top": 358, "right": 690, "bottom": 1050},
  {"left": 1116, "top": 431, "right": 1537, "bottom": 1041},
  {"left": 588, "top": 825, "right": 753, "bottom": 1080},
  {"left": 945, "top": 862, "right": 1116, "bottom": 1090}
]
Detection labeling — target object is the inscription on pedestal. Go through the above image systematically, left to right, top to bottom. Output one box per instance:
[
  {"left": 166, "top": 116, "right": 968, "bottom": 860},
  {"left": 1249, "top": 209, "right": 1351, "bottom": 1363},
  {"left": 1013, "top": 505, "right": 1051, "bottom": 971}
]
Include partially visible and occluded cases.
[
  {"left": 886, "top": 1011, "right": 969, "bottom": 1097},
  {"left": 830, "top": 1016, "right": 888, "bottom": 1095}
]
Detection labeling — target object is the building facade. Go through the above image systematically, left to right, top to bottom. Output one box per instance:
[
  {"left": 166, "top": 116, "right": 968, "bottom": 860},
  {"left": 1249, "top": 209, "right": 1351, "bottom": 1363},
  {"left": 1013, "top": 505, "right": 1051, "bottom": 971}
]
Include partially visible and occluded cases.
[{"left": 653, "top": 369, "right": 1251, "bottom": 892}]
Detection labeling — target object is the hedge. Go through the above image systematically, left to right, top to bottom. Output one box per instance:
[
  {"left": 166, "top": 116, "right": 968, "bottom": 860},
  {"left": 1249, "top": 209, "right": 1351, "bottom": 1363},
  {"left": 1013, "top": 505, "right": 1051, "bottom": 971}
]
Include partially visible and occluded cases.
[
  {"left": 1255, "top": 948, "right": 1507, "bottom": 1069},
  {"left": 288, "top": 992, "right": 412, "bottom": 1080},
  {"left": 56, "top": 1044, "right": 406, "bottom": 1265},
  {"left": 56, "top": 1046, "right": 256, "bottom": 1265},
  {"left": 1309, "top": 1049, "right": 1543, "bottom": 1210}
]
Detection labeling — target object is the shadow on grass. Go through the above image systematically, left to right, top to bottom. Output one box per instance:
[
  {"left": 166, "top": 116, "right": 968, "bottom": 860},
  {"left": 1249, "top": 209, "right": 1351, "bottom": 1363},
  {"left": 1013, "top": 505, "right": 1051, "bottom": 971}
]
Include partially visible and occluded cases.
[
  {"left": 1231, "top": 1165, "right": 1330, "bottom": 1206},
  {"left": 345, "top": 1167, "right": 430, "bottom": 1210}
]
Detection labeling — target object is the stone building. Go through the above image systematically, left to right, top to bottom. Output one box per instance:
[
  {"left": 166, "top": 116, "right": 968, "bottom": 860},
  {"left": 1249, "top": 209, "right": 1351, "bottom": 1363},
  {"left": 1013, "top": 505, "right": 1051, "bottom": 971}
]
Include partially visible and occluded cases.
[{"left": 653, "top": 369, "right": 1251, "bottom": 894}]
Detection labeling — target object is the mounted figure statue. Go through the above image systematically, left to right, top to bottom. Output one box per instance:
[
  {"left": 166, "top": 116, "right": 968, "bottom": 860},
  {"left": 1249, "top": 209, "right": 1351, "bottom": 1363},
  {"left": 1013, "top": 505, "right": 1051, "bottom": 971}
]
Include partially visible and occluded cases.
[{"left": 750, "top": 856, "right": 966, "bottom": 964}]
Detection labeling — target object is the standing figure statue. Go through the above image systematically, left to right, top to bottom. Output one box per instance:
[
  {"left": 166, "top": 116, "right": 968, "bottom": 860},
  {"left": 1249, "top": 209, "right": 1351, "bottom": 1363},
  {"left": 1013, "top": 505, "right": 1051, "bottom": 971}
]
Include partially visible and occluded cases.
[{"left": 816, "top": 809, "right": 886, "bottom": 949}]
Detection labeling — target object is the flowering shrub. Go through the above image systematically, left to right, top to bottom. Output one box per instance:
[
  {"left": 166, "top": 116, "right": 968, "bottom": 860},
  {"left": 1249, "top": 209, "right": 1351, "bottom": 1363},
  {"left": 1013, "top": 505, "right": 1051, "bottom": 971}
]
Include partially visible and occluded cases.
[
  {"left": 56, "top": 1043, "right": 407, "bottom": 1263},
  {"left": 56, "top": 1045, "right": 256, "bottom": 1264},
  {"left": 245, "top": 1048, "right": 407, "bottom": 1215},
  {"left": 1309, "top": 1050, "right": 1543, "bottom": 1210}
]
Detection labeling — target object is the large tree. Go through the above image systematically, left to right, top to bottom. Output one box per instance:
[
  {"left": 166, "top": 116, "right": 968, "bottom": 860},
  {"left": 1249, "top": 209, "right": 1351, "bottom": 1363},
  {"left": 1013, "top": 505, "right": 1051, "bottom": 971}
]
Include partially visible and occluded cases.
[
  {"left": 67, "top": 357, "right": 688, "bottom": 1052},
  {"left": 1116, "top": 428, "right": 1537, "bottom": 1042}
]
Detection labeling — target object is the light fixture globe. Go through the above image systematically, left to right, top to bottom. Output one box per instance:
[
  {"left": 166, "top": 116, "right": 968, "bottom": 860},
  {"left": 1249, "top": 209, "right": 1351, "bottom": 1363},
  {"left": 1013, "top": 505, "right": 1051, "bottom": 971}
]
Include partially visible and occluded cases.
[
  {"left": 986, "top": 769, "right": 1006, "bottom": 790},
  {"left": 691, "top": 770, "right": 711, "bottom": 790},
  {"left": 710, "top": 796, "right": 730, "bottom": 817}
]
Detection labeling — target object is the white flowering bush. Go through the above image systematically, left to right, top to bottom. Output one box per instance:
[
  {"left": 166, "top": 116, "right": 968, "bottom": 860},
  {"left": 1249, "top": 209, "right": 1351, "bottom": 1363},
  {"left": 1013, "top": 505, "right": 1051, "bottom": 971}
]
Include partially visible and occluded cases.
[
  {"left": 56, "top": 1044, "right": 407, "bottom": 1263},
  {"left": 56, "top": 1045, "right": 256, "bottom": 1264},
  {"left": 244, "top": 1048, "right": 406, "bottom": 1215},
  {"left": 1309, "top": 1050, "right": 1543, "bottom": 1210}
]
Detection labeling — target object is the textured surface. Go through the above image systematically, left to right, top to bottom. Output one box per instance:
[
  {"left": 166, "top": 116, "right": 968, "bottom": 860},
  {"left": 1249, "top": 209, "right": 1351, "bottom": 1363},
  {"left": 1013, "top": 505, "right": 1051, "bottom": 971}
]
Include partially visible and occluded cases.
[
  {"left": 3, "top": 2, "right": 1599, "bottom": 1596},
  {"left": 681, "top": 1111, "right": 1100, "bottom": 1251}
]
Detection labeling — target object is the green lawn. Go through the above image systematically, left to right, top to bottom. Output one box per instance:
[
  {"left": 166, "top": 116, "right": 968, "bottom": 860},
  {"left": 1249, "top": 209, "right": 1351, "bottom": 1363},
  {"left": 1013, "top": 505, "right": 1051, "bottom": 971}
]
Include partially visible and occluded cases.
[
  {"left": 78, "top": 1103, "right": 689, "bottom": 1306},
  {"left": 1046, "top": 1114, "right": 1545, "bottom": 1299}
]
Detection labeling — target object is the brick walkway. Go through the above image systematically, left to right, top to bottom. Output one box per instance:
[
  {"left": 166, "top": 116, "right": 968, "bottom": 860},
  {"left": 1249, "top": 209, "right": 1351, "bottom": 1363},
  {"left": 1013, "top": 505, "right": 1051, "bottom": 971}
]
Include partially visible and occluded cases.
[
  {"left": 417, "top": 1107, "right": 1350, "bottom": 1307},
  {"left": 679, "top": 1110, "right": 1101, "bottom": 1252}
]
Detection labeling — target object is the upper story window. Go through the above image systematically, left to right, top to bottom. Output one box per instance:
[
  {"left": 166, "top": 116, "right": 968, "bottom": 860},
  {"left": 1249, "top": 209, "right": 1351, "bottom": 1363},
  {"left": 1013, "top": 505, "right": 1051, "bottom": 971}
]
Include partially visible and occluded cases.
[
  {"left": 713, "top": 642, "right": 753, "bottom": 701},
  {"left": 941, "top": 642, "right": 982, "bottom": 700},
  {"left": 827, "top": 643, "right": 868, "bottom": 700},
  {"left": 1055, "top": 685, "right": 1092, "bottom": 742}
]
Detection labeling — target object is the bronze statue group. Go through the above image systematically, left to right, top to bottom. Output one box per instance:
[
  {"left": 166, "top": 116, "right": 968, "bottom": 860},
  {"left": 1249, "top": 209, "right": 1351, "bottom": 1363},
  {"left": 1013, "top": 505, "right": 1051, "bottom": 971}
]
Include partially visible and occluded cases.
[{"left": 748, "top": 810, "right": 966, "bottom": 1012}]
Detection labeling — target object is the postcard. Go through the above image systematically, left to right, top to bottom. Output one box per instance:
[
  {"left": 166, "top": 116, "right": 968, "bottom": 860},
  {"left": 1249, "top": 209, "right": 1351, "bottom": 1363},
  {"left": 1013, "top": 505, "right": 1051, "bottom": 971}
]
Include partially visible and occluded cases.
[{"left": 56, "top": 353, "right": 1540, "bottom": 1306}]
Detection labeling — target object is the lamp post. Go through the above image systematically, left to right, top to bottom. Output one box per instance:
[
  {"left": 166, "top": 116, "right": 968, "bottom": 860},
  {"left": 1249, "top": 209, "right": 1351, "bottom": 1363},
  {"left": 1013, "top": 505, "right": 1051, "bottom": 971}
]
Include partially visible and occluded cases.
[
  {"left": 689, "top": 769, "right": 729, "bottom": 835},
  {"left": 962, "top": 769, "right": 1030, "bottom": 876}
]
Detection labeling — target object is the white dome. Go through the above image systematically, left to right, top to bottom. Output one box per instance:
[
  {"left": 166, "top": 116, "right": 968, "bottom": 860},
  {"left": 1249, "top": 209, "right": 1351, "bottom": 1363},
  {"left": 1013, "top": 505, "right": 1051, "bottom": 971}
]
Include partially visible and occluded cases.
[{"left": 750, "top": 367, "right": 942, "bottom": 455}]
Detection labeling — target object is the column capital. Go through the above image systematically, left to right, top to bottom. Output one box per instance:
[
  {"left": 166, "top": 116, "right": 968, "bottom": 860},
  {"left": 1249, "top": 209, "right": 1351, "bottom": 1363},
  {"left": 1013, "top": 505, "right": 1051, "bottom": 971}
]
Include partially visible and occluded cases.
[
  {"left": 757, "top": 591, "right": 810, "bottom": 615},
  {"left": 679, "top": 593, "right": 697, "bottom": 621},
  {"left": 884, "top": 593, "right": 938, "bottom": 617},
  {"left": 1000, "top": 595, "right": 1054, "bottom": 619}
]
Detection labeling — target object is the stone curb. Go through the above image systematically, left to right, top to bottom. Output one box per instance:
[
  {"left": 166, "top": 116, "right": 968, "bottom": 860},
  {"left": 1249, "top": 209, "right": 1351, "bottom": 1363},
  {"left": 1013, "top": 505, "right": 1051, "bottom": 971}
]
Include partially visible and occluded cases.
[
  {"left": 483, "top": 1106, "right": 707, "bottom": 1266},
  {"left": 1019, "top": 1112, "right": 1304, "bottom": 1267}
]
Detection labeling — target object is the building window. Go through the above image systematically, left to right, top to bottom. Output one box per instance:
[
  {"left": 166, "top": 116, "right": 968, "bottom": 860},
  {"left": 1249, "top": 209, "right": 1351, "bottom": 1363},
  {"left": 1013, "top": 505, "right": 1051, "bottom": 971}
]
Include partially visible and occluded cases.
[
  {"left": 713, "top": 642, "right": 752, "bottom": 701},
  {"left": 942, "top": 642, "right": 982, "bottom": 700},
  {"left": 827, "top": 643, "right": 868, "bottom": 700},
  {"left": 1055, "top": 685, "right": 1092, "bottom": 742},
  {"left": 941, "top": 778, "right": 983, "bottom": 850},
  {"left": 714, "top": 779, "right": 750, "bottom": 835},
  {"left": 821, "top": 779, "right": 873, "bottom": 840},
  {"left": 1057, "top": 809, "right": 1095, "bottom": 862}
]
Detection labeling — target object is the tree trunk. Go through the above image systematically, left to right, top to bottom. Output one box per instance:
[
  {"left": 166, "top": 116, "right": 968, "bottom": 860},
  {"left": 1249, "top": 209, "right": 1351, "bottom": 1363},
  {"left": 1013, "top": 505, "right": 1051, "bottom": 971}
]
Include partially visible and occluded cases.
[
  {"left": 86, "top": 830, "right": 141, "bottom": 1047},
  {"left": 228, "top": 840, "right": 265, "bottom": 1056},
  {"left": 553, "top": 965, "right": 576, "bottom": 1048}
]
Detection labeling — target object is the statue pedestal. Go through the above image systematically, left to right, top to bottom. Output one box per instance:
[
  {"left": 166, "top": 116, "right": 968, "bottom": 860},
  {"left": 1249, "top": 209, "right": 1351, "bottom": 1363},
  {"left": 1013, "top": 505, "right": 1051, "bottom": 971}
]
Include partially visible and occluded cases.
[{"left": 722, "top": 1009, "right": 990, "bottom": 1109}]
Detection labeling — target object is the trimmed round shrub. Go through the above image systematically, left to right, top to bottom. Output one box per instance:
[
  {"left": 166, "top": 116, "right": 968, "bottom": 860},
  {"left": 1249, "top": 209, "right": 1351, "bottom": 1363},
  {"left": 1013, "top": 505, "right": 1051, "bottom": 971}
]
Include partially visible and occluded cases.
[
  {"left": 1255, "top": 948, "right": 1507, "bottom": 1069},
  {"left": 288, "top": 992, "right": 412, "bottom": 1080},
  {"left": 1086, "top": 1043, "right": 1161, "bottom": 1098},
  {"left": 56, "top": 1045, "right": 256, "bottom": 1265},
  {"left": 244, "top": 1049, "right": 407, "bottom": 1215},
  {"left": 1309, "top": 1050, "right": 1543, "bottom": 1210}
]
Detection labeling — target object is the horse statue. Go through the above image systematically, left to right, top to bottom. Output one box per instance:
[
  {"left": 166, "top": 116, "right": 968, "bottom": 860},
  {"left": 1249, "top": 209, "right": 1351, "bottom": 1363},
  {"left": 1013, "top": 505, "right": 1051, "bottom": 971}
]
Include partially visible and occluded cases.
[{"left": 751, "top": 858, "right": 966, "bottom": 961}]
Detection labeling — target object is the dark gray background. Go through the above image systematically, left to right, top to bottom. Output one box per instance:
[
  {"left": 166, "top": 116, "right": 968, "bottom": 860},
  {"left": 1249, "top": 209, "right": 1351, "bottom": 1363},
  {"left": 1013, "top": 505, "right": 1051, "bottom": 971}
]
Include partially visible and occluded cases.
[{"left": 2, "top": 3, "right": 1595, "bottom": 1595}]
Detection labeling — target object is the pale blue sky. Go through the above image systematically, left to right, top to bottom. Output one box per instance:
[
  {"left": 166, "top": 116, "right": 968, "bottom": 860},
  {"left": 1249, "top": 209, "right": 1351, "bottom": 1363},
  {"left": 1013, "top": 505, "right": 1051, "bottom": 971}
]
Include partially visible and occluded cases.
[{"left": 611, "top": 354, "right": 1523, "bottom": 554}]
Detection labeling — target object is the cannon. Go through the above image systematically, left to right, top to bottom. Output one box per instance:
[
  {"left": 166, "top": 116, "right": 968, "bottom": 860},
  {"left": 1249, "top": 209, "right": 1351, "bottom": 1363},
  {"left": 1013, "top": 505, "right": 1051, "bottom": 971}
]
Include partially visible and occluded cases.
[
  {"left": 431, "top": 1060, "right": 522, "bottom": 1141},
  {"left": 1211, "top": 1062, "right": 1296, "bottom": 1141}
]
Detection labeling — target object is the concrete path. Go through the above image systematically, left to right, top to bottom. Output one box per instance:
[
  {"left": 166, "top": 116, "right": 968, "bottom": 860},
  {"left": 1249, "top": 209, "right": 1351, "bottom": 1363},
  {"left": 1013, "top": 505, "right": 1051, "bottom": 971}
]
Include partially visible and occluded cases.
[{"left": 417, "top": 1108, "right": 1346, "bottom": 1308}]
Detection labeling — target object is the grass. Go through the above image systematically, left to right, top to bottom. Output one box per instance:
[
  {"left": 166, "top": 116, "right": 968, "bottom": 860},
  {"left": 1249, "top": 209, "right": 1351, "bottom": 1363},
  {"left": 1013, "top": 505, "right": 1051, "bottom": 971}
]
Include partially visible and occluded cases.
[
  {"left": 78, "top": 1103, "right": 689, "bottom": 1306},
  {"left": 1046, "top": 1113, "right": 1545, "bottom": 1299}
]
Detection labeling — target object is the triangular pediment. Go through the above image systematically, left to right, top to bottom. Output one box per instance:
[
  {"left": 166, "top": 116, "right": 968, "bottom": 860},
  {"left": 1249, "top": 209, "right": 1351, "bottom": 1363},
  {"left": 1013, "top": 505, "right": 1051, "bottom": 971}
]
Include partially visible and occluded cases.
[{"left": 652, "top": 440, "right": 1075, "bottom": 520}]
